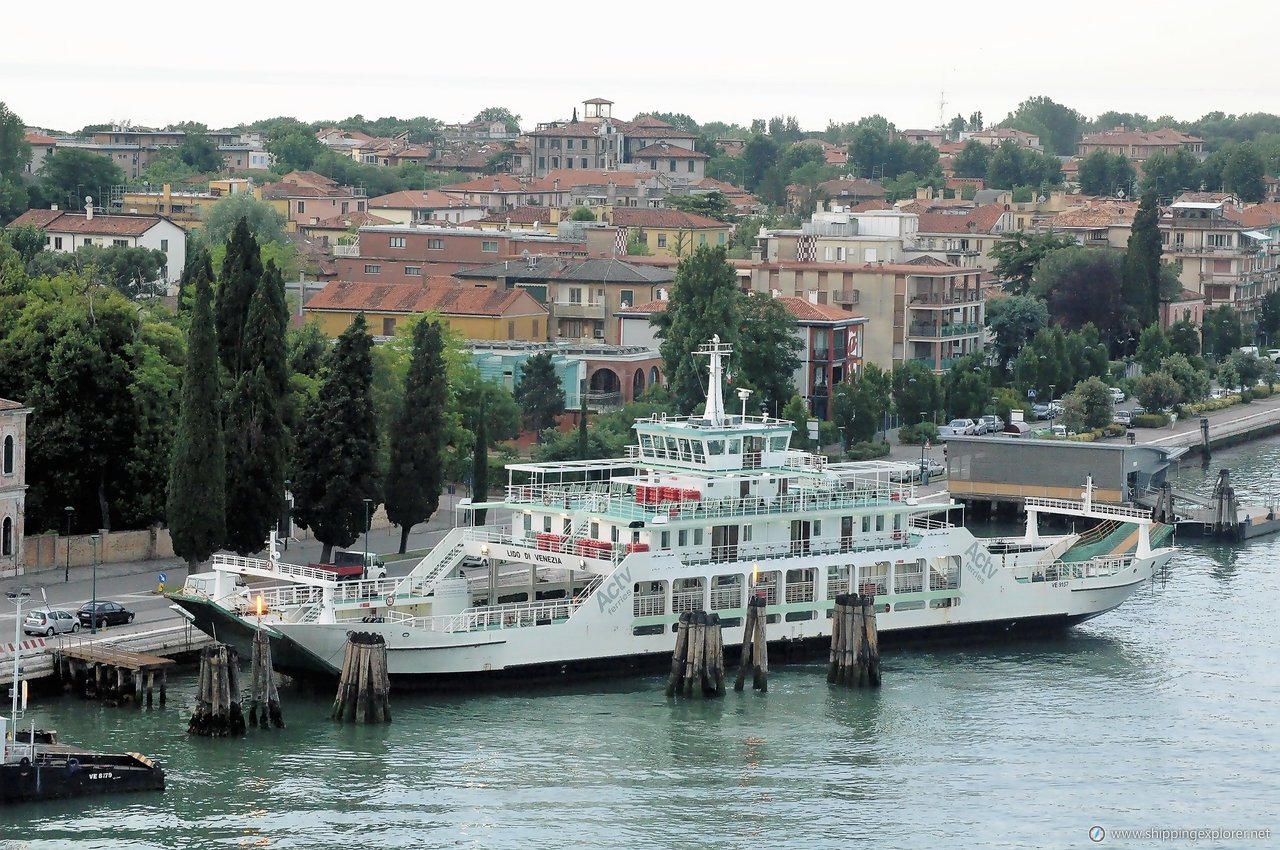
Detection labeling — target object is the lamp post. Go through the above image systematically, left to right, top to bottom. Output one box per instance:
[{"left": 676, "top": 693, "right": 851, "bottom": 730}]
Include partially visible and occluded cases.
[
  {"left": 282, "top": 479, "right": 292, "bottom": 552},
  {"left": 363, "top": 499, "right": 373, "bottom": 574},
  {"left": 63, "top": 506, "right": 74, "bottom": 582},
  {"left": 89, "top": 534, "right": 100, "bottom": 635},
  {"left": 7, "top": 586, "right": 31, "bottom": 739}
]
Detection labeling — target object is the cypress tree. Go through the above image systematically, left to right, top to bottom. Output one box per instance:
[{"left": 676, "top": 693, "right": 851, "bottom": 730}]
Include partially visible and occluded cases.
[
  {"left": 1122, "top": 190, "right": 1163, "bottom": 328},
  {"left": 215, "top": 217, "right": 262, "bottom": 377},
  {"left": 652, "top": 246, "right": 740, "bottom": 414},
  {"left": 166, "top": 247, "right": 226, "bottom": 571},
  {"left": 222, "top": 261, "right": 289, "bottom": 554},
  {"left": 291, "top": 314, "right": 381, "bottom": 563},
  {"left": 385, "top": 320, "right": 448, "bottom": 554},
  {"left": 577, "top": 395, "right": 589, "bottom": 459},
  {"left": 471, "top": 400, "right": 489, "bottom": 525}
]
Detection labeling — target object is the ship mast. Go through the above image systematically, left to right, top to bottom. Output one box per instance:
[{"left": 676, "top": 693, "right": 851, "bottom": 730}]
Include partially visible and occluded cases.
[{"left": 695, "top": 335, "right": 732, "bottom": 425}]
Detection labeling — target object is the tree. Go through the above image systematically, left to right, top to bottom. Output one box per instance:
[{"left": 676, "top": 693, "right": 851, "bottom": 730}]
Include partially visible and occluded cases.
[
  {"left": 1000, "top": 95, "right": 1085, "bottom": 156},
  {"left": 0, "top": 102, "right": 30, "bottom": 178},
  {"left": 472, "top": 107, "right": 521, "bottom": 134},
  {"left": 265, "top": 122, "right": 325, "bottom": 172},
  {"left": 176, "top": 133, "right": 224, "bottom": 173},
  {"left": 741, "top": 135, "right": 779, "bottom": 191},
  {"left": 951, "top": 141, "right": 991, "bottom": 179},
  {"left": 1221, "top": 143, "right": 1266, "bottom": 202},
  {"left": 1140, "top": 148, "right": 1200, "bottom": 199},
  {"left": 37, "top": 149, "right": 126, "bottom": 211},
  {"left": 1077, "top": 151, "right": 1137, "bottom": 197},
  {"left": 668, "top": 191, "right": 731, "bottom": 222},
  {"left": 1121, "top": 191, "right": 1162, "bottom": 327},
  {"left": 201, "top": 193, "right": 289, "bottom": 249},
  {"left": 569, "top": 207, "right": 596, "bottom": 222},
  {"left": 215, "top": 218, "right": 263, "bottom": 376},
  {"left": 6, "top": 226, "right": 46, "bottom": 265},
  {"left": 990, "top": 231, "right": 1076, "bottom": 295},
  {"left": 625, "top": 234, "right": 652, "bottom": 256},
  {"left": 27, "top": 244, "right": 168, "bottom": 300},
  {"left": 652, "top": 246, "right": 740, "bottom": 414},
  {"left": 1032, "top": 247, "right": 1125, "bottom": 337},
  {"left": 166, "top": 249, "right": 225, "bottom": 569},
  {"left": 223, "top": 261, "right": 289, "bottom": 554},
  {"left": 734, "top": 291, "right": 801, "bottom": 416},
  {"left": 985, "top": 294, "right": 1049, "bottom": 372},
  {"left": 1202, "top": 305, "right": 1244, "bottom": 358},
  {"left": 291, "top": 314, "right": 381, "bottom": 563},
  {"left": 1168, "top": 319, "right": 1202, "bottom": 359},
  {"left": 384, "top": 320, "right": 448, "bottom": 553},
  {"left": 1135, "top": 323, "right": 1171, "bottom": 374},
  {"left": 1222, "top": 351, "right": 1265, "bottom": 392},
  {"left": 514, "top": 352, "right": 565, "bottom": 438},
  {"left": 1161, "top": 353, "right": 1210, "bottom": 403},
  {"left": 943, "top": 355, "right": 992, "bottom": 419},
  {"left": 891, "top": 361, "right": 942, "bottom": 425},
  {"left": 831, "top": 364, "right": 891, "bottom": 446},
  {"left": 1134, "top": 370, "right": 1182, "bottom": 412},
  {"left": 1063, "top": 376, "right": 1113, "bottom": 431},
  {"left": 577, "top": 395, "right": 589, "bottom": 459},
  {"left": 782, "top": 395, "right": 811, "bottom": 449},
  {"left": 471, "top": 399, "right": 489, "bottom": 525}
]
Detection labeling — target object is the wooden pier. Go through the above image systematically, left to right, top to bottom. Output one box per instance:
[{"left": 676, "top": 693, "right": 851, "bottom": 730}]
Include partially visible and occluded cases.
[{"left": 54, "top": 643, "right": 173, "bottom": 707}]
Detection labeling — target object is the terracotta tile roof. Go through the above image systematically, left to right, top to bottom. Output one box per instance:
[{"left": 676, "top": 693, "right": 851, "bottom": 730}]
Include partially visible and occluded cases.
[
  {"left": 620, "top": 122, "right": 697, "bottom": 140},
  {"left": 1080, "top": 127, "right": 1203, "bottom": 147},
  {"left": 970, "top": 128, "right": 1040, "bottom": 142},
  {"left": 23, "top": 132, "right": 57, "bottom": 146},
  {"left": 632, "top": 143, "right": 708, "bottom": 159},
  {"left": 535, "top": 169, "right": 661, "bottom": 190},
  {"left": 439, "top": 174, "right": 530, "bottom": 193},
  {"left": 816, "top": 177, "right": 886, "bottom": 198},
  {"left": 367, "top": 189, "right": 482, "bottom": 210},
  {"left": 1174, "top": 191, "right": 1236, "bottom": 205},
  {"left": 844, "top": 200, "right": 894, "bottom": 212},
  {"left": 1051, "top": 202, "right": 1139, "bottom": 229},
  {"left": 1239, "top": 203, "right": 1280, "bottom": 228},
  {"left": 915, "top": 204, "right": 1007, "bottom": 234},
  {"left": 476, "top": 206, "right": 556, "bottom": 225},
  {"left": 6, "top": 208, "right": 64, "bottom": 229},
  {"left": 612, "top": 208, "right": 728, "bottom": 229},
  {"left": 7, "top": 209, "right": 165, "bottom": 236},
  {"left": 305, "top": 211, "right": 395, "bottom": 229},
  {"left": 904, "top": 255, "right": 956, "bottom": 267},
  {"left": 457, "top": 257, "right": 675, "bottom": 284},
  {"left": 306, "top": 280, "right": 547, "bottom": 317},
  {"left": 618, "top": 299, "right": 669, "bottom": 314},
  {"left": 0, "top": 398, "right": 29, "bottom": 411}
]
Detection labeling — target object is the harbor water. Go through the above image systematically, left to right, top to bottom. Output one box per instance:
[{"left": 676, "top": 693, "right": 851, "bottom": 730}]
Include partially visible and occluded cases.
[{"left": 3, "top": 442, "right": 1279, "bottom": 849}]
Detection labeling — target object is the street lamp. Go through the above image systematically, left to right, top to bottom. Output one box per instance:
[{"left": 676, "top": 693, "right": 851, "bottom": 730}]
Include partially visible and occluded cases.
[
  {"left": 282, "top": 480, "right": 292, "bottom": 552},
  {"left": 363, "top": 499, "right": 373, "bottom": 574},
  {"left": 63, "top": 506, "right": 74, "bottom": 582},
  {"left": 89, "top": 534, "right": 100, "bottom": 635},
  {"left": 7, "top": 586, "right": 31, "bottom": 738}
]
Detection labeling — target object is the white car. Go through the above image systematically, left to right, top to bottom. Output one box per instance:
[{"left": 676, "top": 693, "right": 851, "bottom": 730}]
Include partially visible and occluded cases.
[
  {"left": 1108, "top": 387, "right": 1125, "bottom": 402},
  {"left": 939, "top": 418, "right": 978, "bottom": 437}
]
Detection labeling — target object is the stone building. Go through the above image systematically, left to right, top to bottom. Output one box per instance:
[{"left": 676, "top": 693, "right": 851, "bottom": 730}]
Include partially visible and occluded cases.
[{"left": 1, "top": 398, "right": 32, "bottom": 576}]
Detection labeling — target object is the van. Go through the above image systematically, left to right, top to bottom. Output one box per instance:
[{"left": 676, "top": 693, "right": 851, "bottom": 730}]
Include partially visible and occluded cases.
[
  {"left": 1238, "top": 346, "right": 1259, "bottom": 357},
  {"left": 1113, "top": 409, "right": 1132, "bottom": 426}
]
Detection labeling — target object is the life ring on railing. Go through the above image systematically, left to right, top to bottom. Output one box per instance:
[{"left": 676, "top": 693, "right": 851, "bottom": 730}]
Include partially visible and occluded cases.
[
  {"left": 542, "top": 494, "right": 552, "bottom": 506},
  {"left": 892, "top": 531, "right": 904, "bottom": 541},
  {"left": 503, "top": 612, "right": 517, "bottom": 627}
]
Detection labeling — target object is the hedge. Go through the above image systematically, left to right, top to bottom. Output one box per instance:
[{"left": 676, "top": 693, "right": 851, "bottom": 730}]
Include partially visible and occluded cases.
[
  {"left": 1131, "top": 412, "right": 1171, "bottom": 428},
  {"left": 842, "top": 441, "right": 892, "bottom": 461}
]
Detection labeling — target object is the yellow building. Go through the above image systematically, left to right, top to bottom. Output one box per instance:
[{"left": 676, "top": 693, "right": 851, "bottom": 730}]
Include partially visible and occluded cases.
[
  {"left": 117, "top": 179, "right": 257, "bottom": 231},
  {"left": 611, "top": 208, "right": 731, "bottom": 258},
  {"left": 304, "top": 278, "right": 548, "bottom": 341}
]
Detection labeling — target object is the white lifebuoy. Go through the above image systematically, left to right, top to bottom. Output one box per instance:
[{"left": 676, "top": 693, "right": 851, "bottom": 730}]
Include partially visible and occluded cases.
[
  {"left": 542, "top": 494, "right": 552, "bottom": 506},
  {"left": 385, "top": 593, "right": 396, "bottom": 607}
]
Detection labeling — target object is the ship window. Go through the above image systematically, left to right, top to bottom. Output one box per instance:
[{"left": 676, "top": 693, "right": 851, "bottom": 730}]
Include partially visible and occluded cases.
[
  {"left": 639, "top": 433, "right": 654, "bottom": 455},
  {"left": 665, "top": 436, "right": 680, "bottom": 456},
  {"left": 769, "top": 436, "right": 789, "bottom": 451},
  {"left": 678, "top": 438, "right": 692, "bottom": 460},
  {"left": 728, "top": 438, "right": 741, "bottom": 454},
  {"left": 707, "top": 439, "right": 725, "bottom": 455},
  {"left": 692, "top": 441, "right": 705, "bottom": 462},
  {"left": 523, "top": 514, "right": 532, "bottom": 532},
  {"left": 893, "top": 514, "right": 901, "bottom": 530},
  {"left": 875, "top": 515, "right": 885, "bottom": 531},
  {"left": 543, "top": 516, "right": 553, "bottom": 532},
  {"left": 862, "top": 516, "right": 871, "bottom": 533},
  {"left": 813, "top": 519, "right": 821, "bottom": 536},
  {"left": 590, "top": 521, "right": 599, "bottom": 538},
  {"left": 741, "top": 525, "right": 753, "bottom": 542},
  {"left": 611, "top": 526, "right": 619, "bottom": 542},
  {"left": 694, "top": 529, "right": 704, "bottom": 545},
  {"left": 678, "top": 530, "right": 687, "bottom": 546},
  {"left": 660, "top": 531, "right": 671, "bottom": 550},
  {"left": 860, "top": 562, "right": 889, "bottom": 596}
]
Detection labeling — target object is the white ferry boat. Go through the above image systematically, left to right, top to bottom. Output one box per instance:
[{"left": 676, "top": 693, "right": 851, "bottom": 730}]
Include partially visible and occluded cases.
[{"left": 171, "top": 337, "right": 1175, "bottom": 685}]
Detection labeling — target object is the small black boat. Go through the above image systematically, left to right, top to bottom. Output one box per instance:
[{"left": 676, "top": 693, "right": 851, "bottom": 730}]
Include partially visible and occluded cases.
[{"left": 1, "top": 725, "right": 165, "bottom": 804}]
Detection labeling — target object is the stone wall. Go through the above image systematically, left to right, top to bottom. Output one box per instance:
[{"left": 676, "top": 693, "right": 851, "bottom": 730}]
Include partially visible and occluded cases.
[{"left": 20, "top": 527, "right": 174, "bottom": 572}]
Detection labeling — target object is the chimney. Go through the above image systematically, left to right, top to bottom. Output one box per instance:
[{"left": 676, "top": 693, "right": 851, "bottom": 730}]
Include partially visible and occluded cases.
[
  {"left": 553, "top": 179, "right": 560, "bottom": 192},
  {"left": 85, "top": 197, "right": 93, "bottom": 220},
  {"left": 51, "top": 203, "right": 58, "bottom": 211},
  {"left": 807, "top": 290, "right": 819, "bottom": 304}
]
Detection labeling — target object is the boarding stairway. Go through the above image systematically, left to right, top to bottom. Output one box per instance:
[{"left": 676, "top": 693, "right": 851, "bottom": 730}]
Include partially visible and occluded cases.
[{"left": 396, "top": 527, "right": 472, "bottom": 599}]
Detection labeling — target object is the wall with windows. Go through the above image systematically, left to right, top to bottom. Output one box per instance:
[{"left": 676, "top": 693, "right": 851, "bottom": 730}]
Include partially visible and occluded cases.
[{"left": 0, "top": 401, "right": 31, "bottom": 575}]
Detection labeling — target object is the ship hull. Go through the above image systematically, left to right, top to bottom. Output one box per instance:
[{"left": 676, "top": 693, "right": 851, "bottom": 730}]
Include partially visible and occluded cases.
[{"left": 0, "top": 754, "right": 164, "bottom": 804}]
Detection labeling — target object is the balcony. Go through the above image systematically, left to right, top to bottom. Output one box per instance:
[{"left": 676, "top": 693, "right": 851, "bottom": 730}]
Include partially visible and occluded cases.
[
  {"left": 334, "top": 241, "right": 360, "bottom": 257},
  {"left": 832, "top": 290, "right": 860, "bottom": 305},
  {"left": 908, "top": 291, "right": 981, "bottom": 307},
  {"left": 553, "top": 300, "right": 607, "bottom": 319},
  {"left": 907, "top": 322, "right": 982, "bottom": 340}
]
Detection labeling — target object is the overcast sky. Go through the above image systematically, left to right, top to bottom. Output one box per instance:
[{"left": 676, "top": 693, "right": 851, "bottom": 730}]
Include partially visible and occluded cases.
[{"left": 4, "top": 1, "right": 1273, "bottom": 134}]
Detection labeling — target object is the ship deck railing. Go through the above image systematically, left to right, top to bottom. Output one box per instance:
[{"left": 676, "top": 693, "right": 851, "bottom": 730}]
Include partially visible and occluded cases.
[
  {"left": 505, "top": 483, "right": 922, "bottom": 523},
  {"left": 1024, "top": 496, "right": 1153, "bottom": 523},
  {"left": 683, "top": 533, "right": 918, "bottom": 567},
  {"left": 1012, "top": 556, "right": 1130, "bottom": 583},
  {"left": 373, "top": 576, "right": 605, "bottom": 634}
]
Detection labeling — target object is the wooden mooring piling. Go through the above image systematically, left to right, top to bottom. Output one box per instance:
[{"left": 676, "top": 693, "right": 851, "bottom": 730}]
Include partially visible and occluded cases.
[
  {"left": 827, "top": 593, "right": 881, "bottom": 688},
  {"left": 734, "top": 595, "right": 769, "bottom": 692},
  {"left": 665, "top": 610, "right": 726, "bottom": 698},
  {"left": 248, "top": 628, "right": 284, "bottom": 729},
  {"left": 331, "top": 632, "right": 391, "bottom": 724},
  {"left": 55, "top": 644, "right": 173, "bottom": 708},
  {"left": 187, "top": 644, "right": 246, "bottom": 737}
]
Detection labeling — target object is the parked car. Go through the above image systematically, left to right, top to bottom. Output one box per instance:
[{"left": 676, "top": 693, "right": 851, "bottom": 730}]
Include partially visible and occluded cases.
[
  {"left": 1267, "top": 349, "right": 1280, "bottom": 363},
  {"left": 1108, "top": 387, "right": 1126, "bottom": 402},
  {"left": 1031, "top": 403, "right": 1056, "bottom": 420},
  {"left": 1133, "top": 404, "right": 1147, "bottom": 415},
  {"left": 1113, "top": 409, "right": 1132, "bottom": 426},
  {"left": 979, "top": 415, "right": 1004, "bottom": 434},
  {"left": 939, "top": 418, "right": 978, "bottom": 437},
  {"left": 76, "top": 600, "right": 135, "bottom": 629},
  {"left": 23, "top": 609, "right": 80, "bottom": 636}
]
